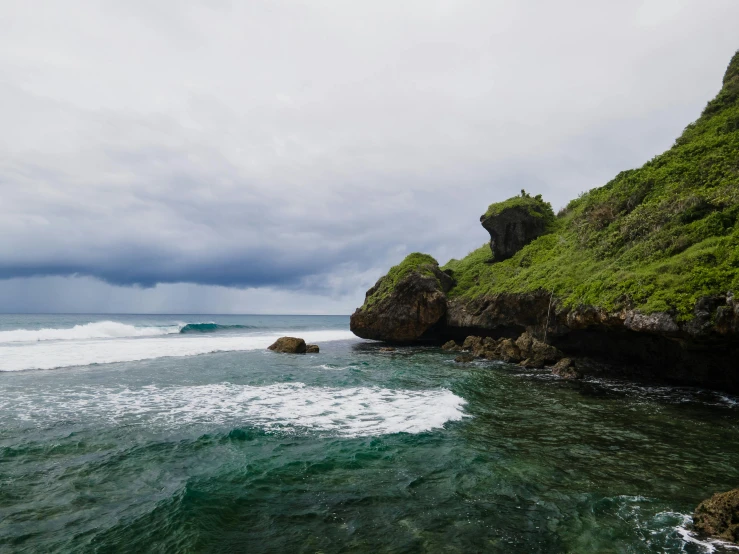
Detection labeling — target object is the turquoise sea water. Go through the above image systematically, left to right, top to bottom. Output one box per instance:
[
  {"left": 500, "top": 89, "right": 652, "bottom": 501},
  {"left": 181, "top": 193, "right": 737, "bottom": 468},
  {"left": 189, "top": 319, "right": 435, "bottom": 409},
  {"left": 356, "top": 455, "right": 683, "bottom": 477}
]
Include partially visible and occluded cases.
[{"left": 1, "top": 314, "right": 738, "bottom": 552}]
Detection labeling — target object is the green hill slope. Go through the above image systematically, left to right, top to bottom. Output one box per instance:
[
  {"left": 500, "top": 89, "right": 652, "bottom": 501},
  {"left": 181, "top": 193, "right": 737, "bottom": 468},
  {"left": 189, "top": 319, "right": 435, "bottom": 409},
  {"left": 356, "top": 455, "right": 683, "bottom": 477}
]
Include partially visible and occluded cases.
[{"left": 443, "top": 51, "right": 739, "bottom": 320}]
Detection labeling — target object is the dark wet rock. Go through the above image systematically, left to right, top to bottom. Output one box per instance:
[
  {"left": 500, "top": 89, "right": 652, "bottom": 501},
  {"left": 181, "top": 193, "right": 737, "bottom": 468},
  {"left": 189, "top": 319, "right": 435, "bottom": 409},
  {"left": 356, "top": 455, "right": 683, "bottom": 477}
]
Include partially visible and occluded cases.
[
  {"left": 350, "top": 258, "right": 452, "bottom": 342},
  {"left": 268, "top": 337, "right": 307, "bottom": 354},
  {"left": 442, "top": 340, "right": 462, "bottom": 351},
  {"left": 305, "top": 344, "right": 319, "bottom": 353},
  {"left": 379, "top": 346, "right": 396, "bottom": 352},
  {"left": 454, "top": 354, "right": 475, "bottom": 363},
  {"left": 551, "top": 358, "right": 582, "bottom": 379},
  {"left": 693, "top": 489, "right": 739, "bottom": 544}
]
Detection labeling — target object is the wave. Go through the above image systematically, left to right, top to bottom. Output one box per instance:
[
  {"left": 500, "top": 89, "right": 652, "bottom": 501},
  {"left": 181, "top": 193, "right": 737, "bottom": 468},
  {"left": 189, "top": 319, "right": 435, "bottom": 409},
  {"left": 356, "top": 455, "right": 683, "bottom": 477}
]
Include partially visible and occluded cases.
[
  {"left": 0, "top": 321, "right": 182, "bottom": 343},
  {"left": 178, "top": 323, "right": 256, "bottom": 333},
  {"left": 0, "top": 330, "right": 358, "bottom": 371},
  {"left": 5, "top": 382, "right": 467, "bottom": 437}
]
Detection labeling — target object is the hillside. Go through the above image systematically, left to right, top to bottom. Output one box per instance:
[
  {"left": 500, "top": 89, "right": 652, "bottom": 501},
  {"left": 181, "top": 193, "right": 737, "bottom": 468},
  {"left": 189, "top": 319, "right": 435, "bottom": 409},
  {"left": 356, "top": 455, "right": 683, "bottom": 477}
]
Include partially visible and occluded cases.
[{"left": 443, "top": 51, "right": 739, "bottom": 320}]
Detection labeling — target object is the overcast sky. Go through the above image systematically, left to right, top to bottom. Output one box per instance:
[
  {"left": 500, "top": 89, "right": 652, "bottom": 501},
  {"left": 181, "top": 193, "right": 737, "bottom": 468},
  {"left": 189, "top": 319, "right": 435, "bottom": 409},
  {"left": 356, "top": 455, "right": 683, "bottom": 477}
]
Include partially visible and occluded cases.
[{"left": 1, "top": 0, "right": 737, "bottom": 314}]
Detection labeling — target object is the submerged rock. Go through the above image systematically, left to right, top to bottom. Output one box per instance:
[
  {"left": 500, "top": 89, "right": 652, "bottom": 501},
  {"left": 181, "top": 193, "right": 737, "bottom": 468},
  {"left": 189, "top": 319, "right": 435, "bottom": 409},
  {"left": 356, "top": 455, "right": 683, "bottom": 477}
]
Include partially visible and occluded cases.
[
  {"left": 350, "top": 253, "right": 453, "bottom": 342},
  {"left": 268, "top": 337, "right": 307, "bottom": 354},
  {"left": 305, "top": 344, "right": 319, "bottom": 353},
  {"left": 379, "top": 346, "right": 396, "bottom": 352},
  {"left": 455, "top": 354, "right": 475, "bottom": 363},
  {"left": 693, "top": 489, "right": 739, "bottom": 544}
]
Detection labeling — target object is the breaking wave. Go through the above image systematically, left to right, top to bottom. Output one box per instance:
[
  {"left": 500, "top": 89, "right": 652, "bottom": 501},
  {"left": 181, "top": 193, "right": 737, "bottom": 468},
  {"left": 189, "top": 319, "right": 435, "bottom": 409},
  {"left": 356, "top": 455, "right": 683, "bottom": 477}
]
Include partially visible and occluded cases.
[
  {"left": 0, "top": 321, "right": 181, "bottom": 343},
  {"left": 7, "top": 382, "right": 467, "bottom": 437}
]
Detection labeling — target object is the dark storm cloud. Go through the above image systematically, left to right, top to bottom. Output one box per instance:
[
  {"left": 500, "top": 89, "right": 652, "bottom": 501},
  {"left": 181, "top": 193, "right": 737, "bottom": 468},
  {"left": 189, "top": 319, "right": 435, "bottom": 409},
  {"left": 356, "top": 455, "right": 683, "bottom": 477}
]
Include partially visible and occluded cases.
[{"left": 1, "top": 0, "right": 738, "bottom": 312}]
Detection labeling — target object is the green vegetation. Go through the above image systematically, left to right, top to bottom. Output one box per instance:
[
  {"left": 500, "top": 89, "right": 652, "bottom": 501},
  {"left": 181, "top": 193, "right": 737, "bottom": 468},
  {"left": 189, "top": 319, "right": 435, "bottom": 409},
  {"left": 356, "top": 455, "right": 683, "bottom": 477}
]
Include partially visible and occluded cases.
[
  {"left": 443, "top": 52, "right": 739, "bottom": 319},
  {"left": 483, "top": 190, "right": 555, "bottom": 226},
  {"left": 362, "top": 252, "right": 441, "bottom": 309}
]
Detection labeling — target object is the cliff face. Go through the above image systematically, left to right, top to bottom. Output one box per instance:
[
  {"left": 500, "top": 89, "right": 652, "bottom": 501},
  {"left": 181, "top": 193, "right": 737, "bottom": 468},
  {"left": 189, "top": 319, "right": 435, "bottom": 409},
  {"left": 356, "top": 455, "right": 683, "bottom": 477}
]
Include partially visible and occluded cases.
[{"left": 350, "top": 51, "right": 739, "bottom": 392}]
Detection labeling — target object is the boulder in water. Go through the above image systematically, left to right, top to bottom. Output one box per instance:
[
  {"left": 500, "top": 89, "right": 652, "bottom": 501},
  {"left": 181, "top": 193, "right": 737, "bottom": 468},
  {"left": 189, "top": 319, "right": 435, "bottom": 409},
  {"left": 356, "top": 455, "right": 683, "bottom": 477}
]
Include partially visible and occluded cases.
[
  {"left": 350, "top": 253, "right": 454, "bottom": 342},
  {"left": 268, "top": 337, "right": 307, "bottom": 354},
  {"left": 306, "top": 344, "right": 319, "bottom": 353},
  {"left": 551, "top": 358, "right": 581, "bottom": 379},
  {"left": 693, "top": 489, "right": 739, "bottom": 544}
]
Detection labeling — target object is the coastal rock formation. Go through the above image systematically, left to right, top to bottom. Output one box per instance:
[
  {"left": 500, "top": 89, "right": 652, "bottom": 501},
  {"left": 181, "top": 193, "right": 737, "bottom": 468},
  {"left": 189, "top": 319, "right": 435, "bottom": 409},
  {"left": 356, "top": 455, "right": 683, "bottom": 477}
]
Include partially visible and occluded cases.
[
  {"left": 350, "top": 51, "right": 739, "bottom": 393},
  {"left": 480, "top": 192, "right": 554, "bottom": 261},
  {"left": 350, "top": 253, "right": 454, "bottom": 342},
  {"left": 268, "top": 337, "right": 307, "bottom": 354},
  {"left": 306, "top": 344, "right": 319, "bottom": 353},
  {"left": 551, "top": 358, "right": 581, "bottom": 379},
  {"left": 693, "top": 489, "right": 739, "bottom": 544}
]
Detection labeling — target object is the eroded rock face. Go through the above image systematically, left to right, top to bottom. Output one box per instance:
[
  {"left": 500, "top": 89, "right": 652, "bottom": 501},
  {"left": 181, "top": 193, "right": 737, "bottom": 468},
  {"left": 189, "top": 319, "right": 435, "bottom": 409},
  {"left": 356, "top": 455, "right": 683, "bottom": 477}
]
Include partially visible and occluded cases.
[
  {"left": 480, "top": 207, "right": 550, "bottom": 261},
  {"left": 350, "top": 266, "right": 452, "bottom": 342},
  {"left": 268, "top": 337, "right": 307, "bottom": 353},
  {"left": 693, "top": 489, "right": 739, "bottom": 544}
]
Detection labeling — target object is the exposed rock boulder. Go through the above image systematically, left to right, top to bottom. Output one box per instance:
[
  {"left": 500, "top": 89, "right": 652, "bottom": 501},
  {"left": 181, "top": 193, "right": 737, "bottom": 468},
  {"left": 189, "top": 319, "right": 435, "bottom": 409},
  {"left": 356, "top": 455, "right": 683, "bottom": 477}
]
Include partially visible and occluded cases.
[
  {"left": 480, "top": 193, "right": 554, "bottom": 261},
  {"left": 350, "top": 253, "right": 453, "bottom": 342},
  {"left": 515, "top": 332, "right": 562, "bottom": 368},
  {"left": 462, "top": 335, "right": 483, "bottom": 352},
  {"left": 268, "top": 337, "right": 307, "bottom": 354},
  {"left": 496, "top": 339, "right": 522, "bottom": 363},
  {"left": 442, "top": 340, "right": 462, "bottom": 351},
  {"left": 306, "top": 344, "right": 319, "bottom": 353},
  {"left": 455, "top": 354, "right": 476, "bottom": 363},
  {"left": 551, "top": 358, "right": 582, "bottom": 379},
  {"left": 693, "top": 489, "right": 739, "bottom": 544}
]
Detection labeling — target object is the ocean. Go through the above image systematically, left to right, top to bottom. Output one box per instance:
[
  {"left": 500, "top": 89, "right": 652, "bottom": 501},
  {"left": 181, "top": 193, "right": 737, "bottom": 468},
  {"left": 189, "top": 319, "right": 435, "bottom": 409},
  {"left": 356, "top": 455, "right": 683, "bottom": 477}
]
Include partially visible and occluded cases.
[{"left": 1, "top": 314, "right": 738, "bottom": 552}]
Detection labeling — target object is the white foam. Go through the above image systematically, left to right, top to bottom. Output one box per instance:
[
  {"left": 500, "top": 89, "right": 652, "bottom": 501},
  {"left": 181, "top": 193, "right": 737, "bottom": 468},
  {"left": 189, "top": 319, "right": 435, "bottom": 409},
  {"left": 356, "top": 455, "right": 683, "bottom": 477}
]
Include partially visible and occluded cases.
[
  {"left": 0, "top": 320, "right": 182, "bottom": 343},
  {"left": 0, "top": 330, "right": 357, "bottom": 371},
  {"left": 7, "top": 382, "right": 467, "bottom": 437},
  {"left": 659, "top": 512, "right": 739, "bottom": 552}
]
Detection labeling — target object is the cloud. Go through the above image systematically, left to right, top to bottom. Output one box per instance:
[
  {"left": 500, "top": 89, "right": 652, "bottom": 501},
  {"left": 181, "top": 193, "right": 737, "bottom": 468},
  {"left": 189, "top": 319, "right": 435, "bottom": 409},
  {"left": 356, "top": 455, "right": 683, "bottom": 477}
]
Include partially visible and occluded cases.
[{"left": 1, "top": 0, "right": 738, "bottom": 311}]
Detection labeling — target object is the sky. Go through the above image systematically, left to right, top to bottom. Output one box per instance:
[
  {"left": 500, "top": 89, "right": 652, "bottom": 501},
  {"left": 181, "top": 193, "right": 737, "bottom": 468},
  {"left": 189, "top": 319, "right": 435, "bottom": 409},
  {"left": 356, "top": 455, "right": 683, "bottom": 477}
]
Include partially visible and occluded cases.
[{"left": 1, "top": 0, "right": 738, "bottom": 314}]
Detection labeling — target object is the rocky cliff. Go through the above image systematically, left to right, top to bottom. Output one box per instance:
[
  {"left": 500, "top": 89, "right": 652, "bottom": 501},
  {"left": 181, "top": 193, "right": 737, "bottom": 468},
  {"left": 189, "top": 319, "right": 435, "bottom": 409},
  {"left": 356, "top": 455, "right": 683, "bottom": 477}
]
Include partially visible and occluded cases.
[{"left": 350, "top": 51, "right": 739, "bottom": 393}]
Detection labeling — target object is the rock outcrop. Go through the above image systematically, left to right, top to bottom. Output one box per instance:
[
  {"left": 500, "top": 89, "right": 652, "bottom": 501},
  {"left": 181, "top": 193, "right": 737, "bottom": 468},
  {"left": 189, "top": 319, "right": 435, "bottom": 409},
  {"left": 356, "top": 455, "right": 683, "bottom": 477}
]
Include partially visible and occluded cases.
[
  {"left": 349, "top": 52, "right": 739, "bottom": 392},
  {"left": 480, "top": 193, "right": 554, "bottom": 261},
  {"left": 350, "top": 253, "right": 454, "bottom": 342},
  {"left": 268, "top": 337, "right": 307, "bottom": 354},
  {"left": 306, "top": 344, "right": 319, "bottom": 353},
  {"left": 693, "top": 489, "right": 739, "bottom": 544}
]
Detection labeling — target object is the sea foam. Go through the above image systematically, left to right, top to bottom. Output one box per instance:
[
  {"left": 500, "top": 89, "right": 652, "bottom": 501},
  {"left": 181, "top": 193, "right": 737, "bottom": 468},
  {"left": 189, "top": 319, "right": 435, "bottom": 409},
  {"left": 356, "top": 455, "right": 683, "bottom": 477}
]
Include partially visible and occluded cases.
[
  {"left": 0, "top": 320, "right": 182, "bottom": 343},
  {"left": 0, "top": 330, "right": 357, "bottom": 371},
  {"left": 7, "top": 382, "right": 467, "bottom": 437}
]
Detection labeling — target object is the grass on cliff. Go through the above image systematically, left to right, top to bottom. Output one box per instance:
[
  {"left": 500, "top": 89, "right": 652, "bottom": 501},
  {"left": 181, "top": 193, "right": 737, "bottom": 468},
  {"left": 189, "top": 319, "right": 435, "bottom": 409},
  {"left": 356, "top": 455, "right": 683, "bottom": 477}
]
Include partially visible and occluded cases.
[
  {"left": 443, "top": 52, "right": 739, "bottom": 320},
  {"left": 484, "top": 191, "right": 555, "bottom": 226},
  {"left": 362, "top": 253, "right": 440, "bottom": 310}
]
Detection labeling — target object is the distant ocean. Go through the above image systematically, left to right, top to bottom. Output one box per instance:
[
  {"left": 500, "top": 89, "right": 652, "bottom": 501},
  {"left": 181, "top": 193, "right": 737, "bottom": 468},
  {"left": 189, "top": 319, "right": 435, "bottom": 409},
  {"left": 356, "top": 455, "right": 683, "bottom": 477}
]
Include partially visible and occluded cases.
[{"left": 1, "top": 314, "right": 738, "bottom": 552}]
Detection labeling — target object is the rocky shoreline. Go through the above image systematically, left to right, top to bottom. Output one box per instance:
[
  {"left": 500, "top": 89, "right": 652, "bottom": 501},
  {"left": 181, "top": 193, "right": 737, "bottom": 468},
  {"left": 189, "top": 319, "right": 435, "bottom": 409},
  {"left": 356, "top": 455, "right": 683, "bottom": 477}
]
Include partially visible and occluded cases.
[{"left": 350, "top": 230, "right": 739, "bottom": 393}]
